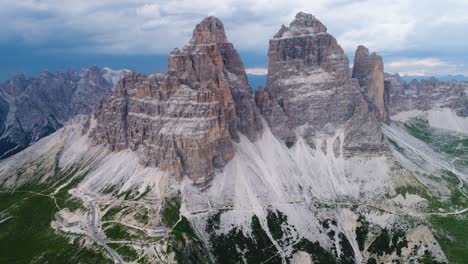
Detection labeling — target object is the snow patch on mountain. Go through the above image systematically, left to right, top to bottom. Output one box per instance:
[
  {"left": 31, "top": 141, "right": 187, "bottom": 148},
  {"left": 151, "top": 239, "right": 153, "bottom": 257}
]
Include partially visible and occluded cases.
[{"left": 102, "top": 67, "right": 131, "bottom": 88}]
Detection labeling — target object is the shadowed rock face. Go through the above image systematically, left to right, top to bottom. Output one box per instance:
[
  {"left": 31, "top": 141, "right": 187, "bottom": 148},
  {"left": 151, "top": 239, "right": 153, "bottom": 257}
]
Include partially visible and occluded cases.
[
  {"left": 257, "top": 12, "right": 384, "bottom": 152},
  {"left": 93, "top": 16, "right": 262, "bottom": 181},
  {"left": 352, "top": 45, "right": 387, "bottom": 122},
  {"left": 0, "top": 66, "right": 125, "bottom": 159}
]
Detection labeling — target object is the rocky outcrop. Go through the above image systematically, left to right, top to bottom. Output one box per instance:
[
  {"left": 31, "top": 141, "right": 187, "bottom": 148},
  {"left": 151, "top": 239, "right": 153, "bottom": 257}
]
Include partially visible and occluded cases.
[
  {"left": 257, "top": 12, "right": 384, "bottom": 152},
  {"left": 93, "top": 16, "right": 261, "bottom": 181},
  {"left": 352, "top": 45, "right": 387, "bottom": 122},
  {"left": 0, "top": 66, "right": 127, "bottom": 159},
  {"left": 384, "top": 73, "right": 406, "bottom": 109},
  {"left": 385, "top": 74, "right": 468, "bottom": 117},
  {"left": 255, "top": 86, "right": 296, "bottom": 147}
]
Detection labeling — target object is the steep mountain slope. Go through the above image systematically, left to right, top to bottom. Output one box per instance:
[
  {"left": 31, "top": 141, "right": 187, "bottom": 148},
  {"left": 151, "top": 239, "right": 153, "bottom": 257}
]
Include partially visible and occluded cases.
[
  {"left": 0, "top": 13, "right": 467, "bottom": 264},
  {"left": 0, "top": 66, "right": 129, "bottom": 159}
]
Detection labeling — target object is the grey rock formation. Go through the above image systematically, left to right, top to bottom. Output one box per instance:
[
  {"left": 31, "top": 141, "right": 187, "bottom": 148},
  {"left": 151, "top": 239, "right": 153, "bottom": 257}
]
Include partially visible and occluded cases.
[
  {"left": 257, "top": 12, "right": 384, "bottom": 152},
  {"left": 93, "top": 16, "right": 261, "bottom": 181},
  {"left": 169, "top": 16, "right": 262, "bottom": 142},
  {"left": 352, "top": 45, "right": 387, "bottom": 122},
  {"left": 0, "top": 66, "right": 128, "bottom": 159},
  {"left": 385, "top": 73, "right": 468, "bottom": 117},
  {"left": 255, "top": 86, "right": 296, "bottom": 147}
]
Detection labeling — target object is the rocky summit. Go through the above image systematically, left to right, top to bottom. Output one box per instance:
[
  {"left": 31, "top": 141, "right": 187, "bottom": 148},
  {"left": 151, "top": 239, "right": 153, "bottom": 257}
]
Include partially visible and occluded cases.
[
  {"left": 0, "top": 11, "right": 467, "bottom": 264},
  {"left": 256, "top": 12, "right": 385, "bottom": 153},
  {"left": 93, "top": 16, "right": 262, "bottom": 181},
  {"left": 352, "top": 45, "right": 387, "bottom": 122}
]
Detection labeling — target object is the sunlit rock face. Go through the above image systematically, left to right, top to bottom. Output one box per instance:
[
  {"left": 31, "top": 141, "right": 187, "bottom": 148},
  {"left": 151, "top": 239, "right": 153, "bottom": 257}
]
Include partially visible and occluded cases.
[
  {"left": 257, "top": 12, "right": 385, "bottom": 152},
  {"left": 93, "top": 16, "right": 262, "bottom": 181}
]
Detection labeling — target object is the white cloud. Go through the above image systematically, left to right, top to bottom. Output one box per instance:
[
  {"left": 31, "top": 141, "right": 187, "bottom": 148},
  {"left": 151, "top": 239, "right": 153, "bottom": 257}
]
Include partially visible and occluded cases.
[
  {"left": 1, "top": 0, "right": 468, "bottom": 75},
  {"left": 136, "top": 3, "right": 161, "bottom": 17},
  {"left": 386, "top": 58, "right": 467, "bottom": 76},
  {"left": 388, "top": 58, "right": 448, "bottom": 68},
  {"left": 246, "top": 68, "right": 268, "bottom": 75}
]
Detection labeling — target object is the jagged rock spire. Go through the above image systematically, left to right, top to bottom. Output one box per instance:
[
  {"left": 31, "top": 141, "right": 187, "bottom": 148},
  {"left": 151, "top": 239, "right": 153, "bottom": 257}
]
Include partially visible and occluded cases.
[
  {"left": 258, "top": 12, "right": 385, "bottom": 152},
  {"left": 289, "top": 12, "right": 327, "bottom": 32},
  {"left": 169, "top": 15, "right": 263, "bottom": 141},
  {"left": 94, "top": 16, "right": 262, "bottom": 181},
  {"left": 190, "top": 16, "right": 228, "bottom": 44},
  {"left": 352, "top": 45, "right": 387, "bottom": 122}
]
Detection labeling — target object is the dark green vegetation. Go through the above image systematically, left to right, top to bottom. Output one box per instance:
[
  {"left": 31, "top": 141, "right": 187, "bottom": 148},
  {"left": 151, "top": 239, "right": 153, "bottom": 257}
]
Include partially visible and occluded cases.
[
  {"left": 402, "top": 117, "right": 468, "bottom": 263},
  {"left": 398, "top": 118, "right": 468, "bottom": 210},
  {"left": 404, "top": 118, "right": 468, "bottom": 157},
  {"left": 404, "top": 118, "right": 433, "bottom": 143},
  {"left": 0, "top": 169, "right": 111, "bottom": 263},
  {"left": 394, "top": 172, "right": 468, "bottom": 213},
  {"left": 394, "top": 184, "right": 446, "bottom": 211},
  {"left": 161, "top": 197, "right": 210, "bottom": 264},
  {"left": 161, "top": 197, "right": 199, "bottom": 241},
  {"left": 162, "top": 197, "right": 181, "bottom": 226},
  {"left": 102, "top": 204, "right": 128, "bottom": 221},
  {"left": 134, "top": 210, "right": 149, "bottom": 225},
  {"left": 206, "top": 210, "right": 338, "bottom": 264},
  {"left": 267, "top": 210, "right": 295, "bottom": 247},
  {"left": 206, "top": 212, "right": 283, "bottom": 264},
  {"left": 355, "top": 215, "right": 369, "bottom": 251},
  {"left": 430, "top": 215, "right": 468, "bottom": 264},
  {"left": 102, "top": 222, "right": 146, "bottom": 240},
  {"left": 367, "top": 228, "right": 408, "bottom": 257},
  {"left": 338, "top": 233, "right": 355, "bottom": 264},
  {"left": 293, "top": 238, "right": 337, "bottom": 264},
  {"left": 419, "top": 252, "right": 446, "bottom": 264}
]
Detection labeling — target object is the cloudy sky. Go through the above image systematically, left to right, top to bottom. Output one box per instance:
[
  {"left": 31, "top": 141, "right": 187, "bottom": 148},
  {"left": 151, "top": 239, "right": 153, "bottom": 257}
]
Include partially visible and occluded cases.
[{"left": 1, "top": 0, "right": 468, "bottom": 80}]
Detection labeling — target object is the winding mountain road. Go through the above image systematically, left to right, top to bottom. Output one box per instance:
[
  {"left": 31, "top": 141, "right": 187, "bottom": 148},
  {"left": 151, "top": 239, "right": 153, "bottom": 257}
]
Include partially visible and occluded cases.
[{"left": 89, "top": 200, "right": 124, "bottom": 264}]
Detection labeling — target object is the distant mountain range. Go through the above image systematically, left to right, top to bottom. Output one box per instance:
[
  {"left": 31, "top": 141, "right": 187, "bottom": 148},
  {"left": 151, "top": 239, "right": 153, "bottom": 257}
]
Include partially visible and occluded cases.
[
  {"left": 0, "top": 66, "right": 129, "bottom": 159},
  {"left": 248, "top": 74, "right": 468, "bottom": 92},
  {"left": 401, "top": 74, "right": 468, "bottom": 82}
]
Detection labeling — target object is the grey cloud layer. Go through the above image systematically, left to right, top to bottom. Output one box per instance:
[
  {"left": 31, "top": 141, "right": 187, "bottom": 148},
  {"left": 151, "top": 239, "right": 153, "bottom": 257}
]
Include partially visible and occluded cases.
[{"left": 2, "top": 0, "right": 468, "bottom": 75}]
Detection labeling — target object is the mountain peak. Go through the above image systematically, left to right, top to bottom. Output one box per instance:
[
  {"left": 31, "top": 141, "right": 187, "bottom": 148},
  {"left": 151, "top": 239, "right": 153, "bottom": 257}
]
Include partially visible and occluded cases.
[
  {"left": 274, "top": 12, "right": 327, "bottom": 38},
  {"left": 291, "top": 12, "right": 326, "bottom": 31},
  {"left": 190, "top": 16, "right": 228, "bottom": 44},
  {"left": 355, "top": 45, "right": 370, "bottom": 56}
]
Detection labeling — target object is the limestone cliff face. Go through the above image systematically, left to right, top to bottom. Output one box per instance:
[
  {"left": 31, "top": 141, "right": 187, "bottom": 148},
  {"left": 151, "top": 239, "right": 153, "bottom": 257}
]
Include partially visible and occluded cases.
[
  {"left": 257, "top": 12, "right": 384, "bottom": 152},
  {"left": 168, "top": 16, "right": 262, "bottom": 142},
  {"left": 93, "top": 17, "right": 261, "bottom": 181},
  {"left": 352, "top": 45, "right": 387, "bottom": 122}
]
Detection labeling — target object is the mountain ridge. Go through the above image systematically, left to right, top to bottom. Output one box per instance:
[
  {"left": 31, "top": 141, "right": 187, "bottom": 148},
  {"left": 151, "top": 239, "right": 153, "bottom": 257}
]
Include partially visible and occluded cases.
[{"left": 0, "top": 66, "right": 129, "bottom": 159}]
